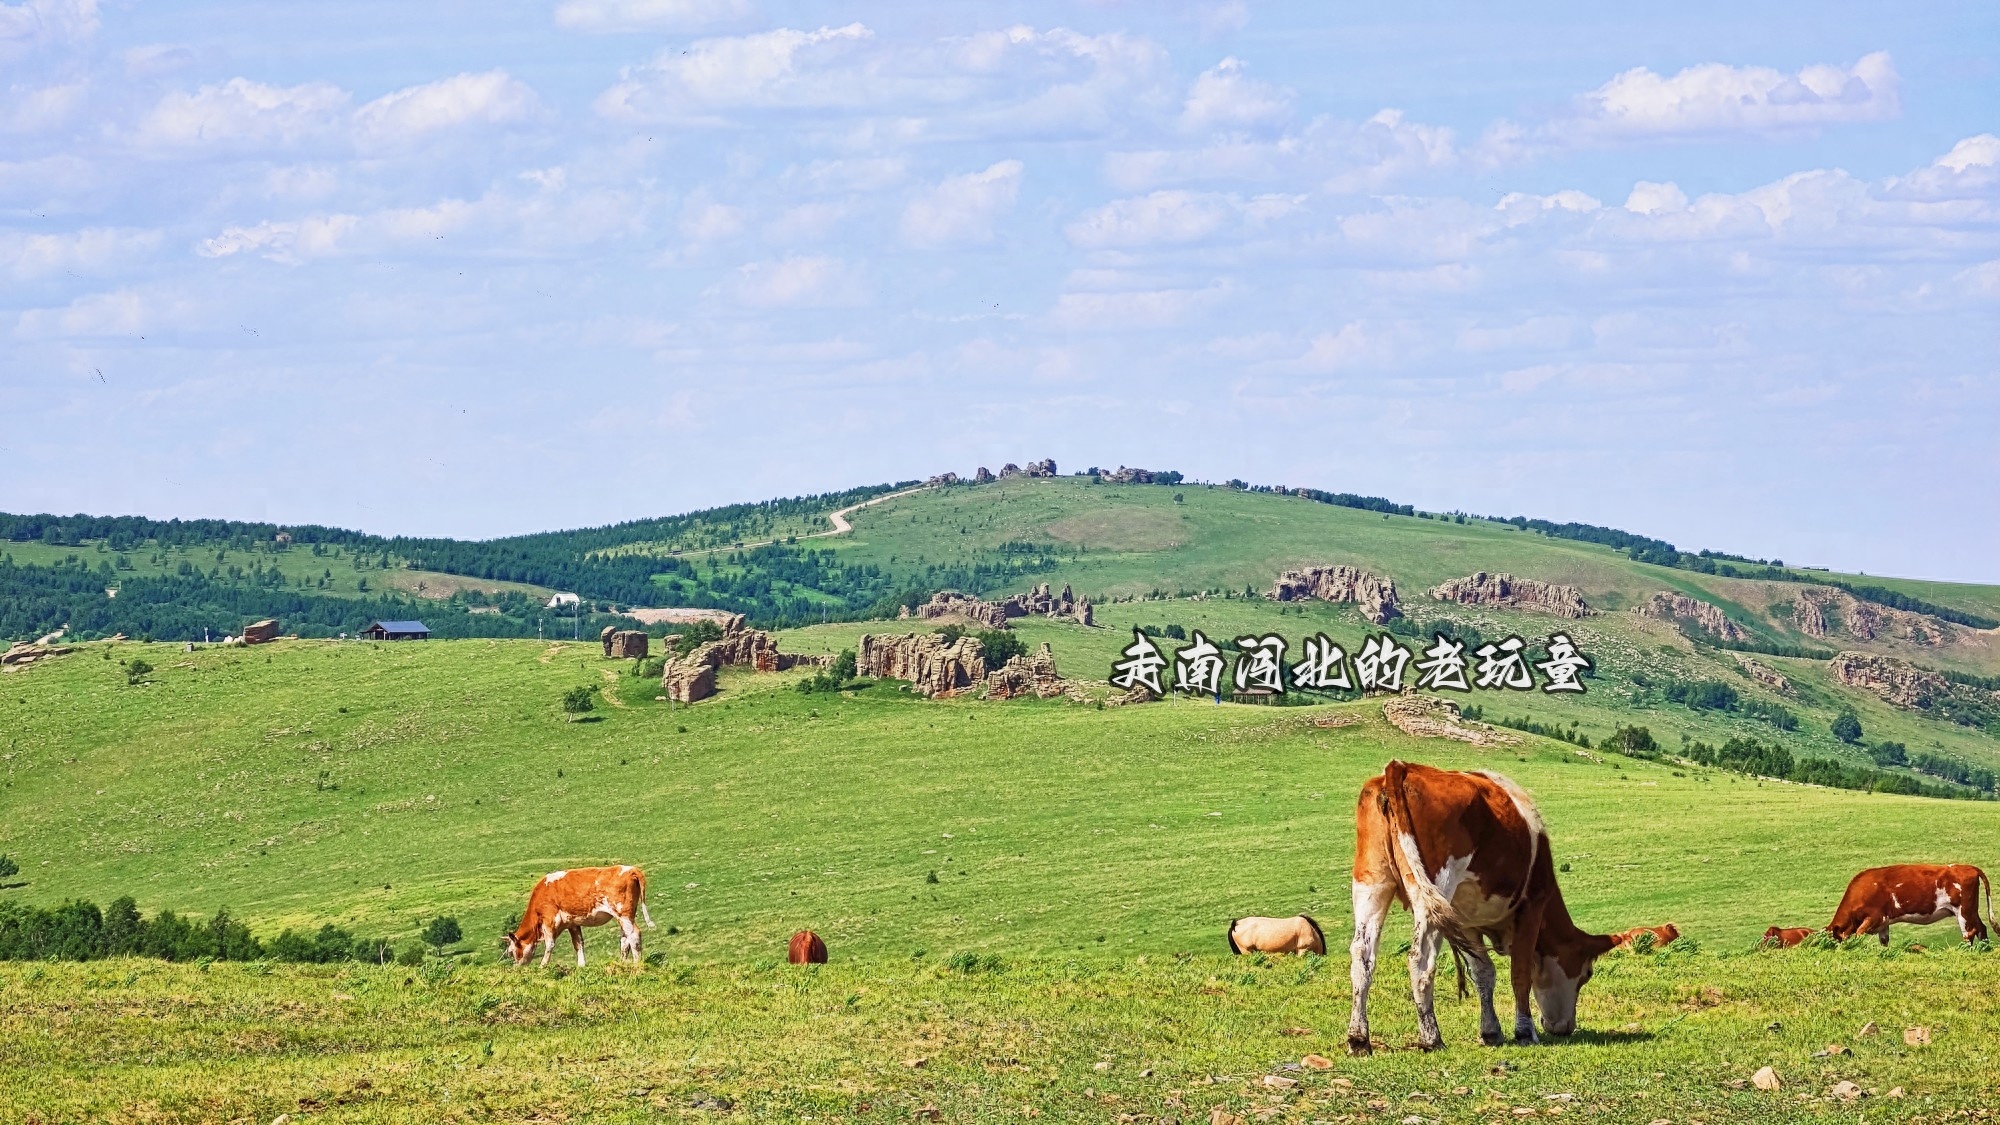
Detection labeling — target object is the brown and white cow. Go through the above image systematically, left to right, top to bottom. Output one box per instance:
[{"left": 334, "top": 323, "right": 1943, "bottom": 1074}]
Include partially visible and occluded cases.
[
  {"left": 1348, "top": 761, "right": 1616, "bottom": 1053},
  {"left": 1825, "top": 864, "right": 1993, "bottom": 946},
  {"left": 504, "top": 865, "right": 654, "bottom": 967},
  {"left": 1227, "top": 915, "right": 1327, "bottom": 956},
  {"left": 1609, "top": 923, "right": 1680, "bottom": 950},
  {"left": 1761, "top": 925, "right": 1813, "bottom": 948}
]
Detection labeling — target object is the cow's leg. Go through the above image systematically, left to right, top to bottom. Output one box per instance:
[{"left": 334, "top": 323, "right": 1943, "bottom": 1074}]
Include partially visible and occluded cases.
[
  {"left": 1346, "top": 880, "right": 1395, "bottom": 1055},
  {"left": 1509, "top": 909, "right": 1544, "bottom": 1044},
  {"left": 620, "top": 914, "right": 641, "bottom": 961},
  {"left": 1406, "top": 921, "right": 1446, "bottom": 1051},
  {"left": 538, "top": 925, "right": 555, "bottom": 968},
  {"left": 572, "top": 926, "right": 586, "bottom": 968},
  {"left": 1465, "top": 943, "right": 1502, "bottom": 1046}
]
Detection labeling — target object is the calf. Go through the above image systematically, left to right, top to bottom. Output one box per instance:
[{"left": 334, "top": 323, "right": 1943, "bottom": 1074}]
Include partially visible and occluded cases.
[
  {"left": 1349, "top": 761, "right": 1616, "bottom": 1052},
  {"left": 1825, "top": 864, "right": 1993, "bottom": 946},
  {"left": 505, "top": 865, "right": 654, "bottom": 967},
  {"left": 1228, "top": 915, "right": 1326, "bottom": 956},
  {"left": 1609, "top": 923, "right": 1680, "bottom": 950},
  {"left": 1761, "top": 925, "right": 1813, "bottom": 948},
  {"left": 789, "top": 930, "right": 828, "bottom": 964}
]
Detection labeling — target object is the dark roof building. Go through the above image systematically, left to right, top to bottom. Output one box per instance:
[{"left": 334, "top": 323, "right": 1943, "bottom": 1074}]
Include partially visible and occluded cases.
[{"left": 363, "top": 620, "right": 431, "bottom": 641}]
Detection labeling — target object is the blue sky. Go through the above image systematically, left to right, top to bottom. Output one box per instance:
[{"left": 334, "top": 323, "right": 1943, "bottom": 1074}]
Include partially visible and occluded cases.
[{"left": 3, "top": 1, "right": 1995, "bottom": 581}]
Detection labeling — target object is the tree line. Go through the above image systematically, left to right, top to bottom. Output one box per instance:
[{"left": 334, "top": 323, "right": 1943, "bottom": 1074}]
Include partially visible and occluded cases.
[{"left": 0, "top": 896, "right": 461, "bottom": 965}]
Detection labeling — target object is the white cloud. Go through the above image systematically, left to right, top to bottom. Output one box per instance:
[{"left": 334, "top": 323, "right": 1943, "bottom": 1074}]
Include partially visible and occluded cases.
[
  {"left": 0, "top": 0, "right": 97, "bottom": 58},
  {"left": 554, "top": 0, "right": 752, "bottom": 34},
  {"left": 595, "top": 24, "right": 874, "bottom": 122},
  {"left": 1570, "top": 52, "right": 1900, "bottom": 140},
  {"left": 1181, "top": 57, "right": 1289, "bottom": 132},
  {"left": 353, "top": 70, "right": 540, "bottom": 146},
  {"left": 137, "top": 78, "right": 349, "bottom": 148},
  {"left": 0, "top": 80, "right": 85, "bottom": 133},
  {"left": 1105, "top": 109, "right": 1457, "bottom": 194},
  {"left": 1885, "top": 133, "right": 2000, "bottom": 200},
  {"left": 901, "top": 160, "right": 1023, "bottom": 247},
  {"left": 1623, "top": 181, "right": 1688, "bottom": 215},
  {"left": 1065, "top": 189, "right": 1301, "bottom": 248},
  {"left": 680, "top": 199, "right": 746, "bottom": 243},
  {"left": 765, "top": 201, "right": 849, "bottom": 244},
  {"left": 197, "top": 214, "right": 360, "bottom": 263},
  {"left": 1, "top": 226, "right": 159, "bottom": 279},
  {"left": 722, "top": 255, "right": 867, "bottom": 307},
  {"left": 1048, "top": 283, "right": 1227, "bottom": 329},
  {"left": 16, "top": 286, "right": 194, "bottom": 340},
  {"left": 1291, "top": 320, "right": 1411, "bottom": 372}
]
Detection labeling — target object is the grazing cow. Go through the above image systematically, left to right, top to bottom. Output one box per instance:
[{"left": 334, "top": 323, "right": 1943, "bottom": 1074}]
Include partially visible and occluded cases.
[
  {"left": 1348, "top": 761, "right": 1616, "bottom": 1053},
  {"left": 1825, "top": 864, "right": 1993, "bottom": 946},
  {"left": 504, "top": 865, "right": 654, "bottom": 967},
  {"left": 1227, "top": 915, "right": 1327, "bottom": 956},
  {"left": 1609, "top": 923, "right": 1680, "bottom": 950},
  {"left": 1762, "top": 925, "right": 1814, "bottom": 948},
  {"left": 789, "top": 930, "right": 828, "bottom": 964}
]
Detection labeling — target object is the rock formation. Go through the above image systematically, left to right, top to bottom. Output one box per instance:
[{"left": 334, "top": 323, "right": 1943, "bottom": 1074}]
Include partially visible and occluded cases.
[
  {"left": 997, "top": 459, "right": 1057, "bottom": 478},
  {"left": 973, "top": 466, "right": 995, "bottom": 484},
  {"left": 1101, "top": 466, "right": 1165, "bottom": 484},
  {"left": 925, "top": 471, "right": 961, "bottom": 487},
  {"left": 1270, "top": 565, "right": 1401, "bottom": 624},
  {"left": 1428, "top": 572, "right": 1590, "bottom": 619},
  {"left": 899, "top": 584, "right": 1094, "bottom": 627},
  {"left": 1794, "top": 587, "right": 1954, "bottom": 646},
  {"left": 1636, "top": 593, "right": 1744, "bottom": 641},
  {"left": 659, "top": 614, "right": 824, "bottom": 703},
  {"left": 242, "top": 619, "right": 281, "bottom": 645},
  {"left": 601, "top": 626, "right": 649, "bottom": 660},
  {"left": 857, "top": 632, "right": 988, "bottom": 697},
  {"left": 2, "top": 642, "right": 74, "bottom": 669},
  {"left": 982, "top": 642, "right": 1071, "bottom": 700},
  {"left": 1827, "top": 651, "right": 1952, "bottom": 710},
  {"left": 1734, "top": 656, "right": 1793, "bottom": 694},
  {"left": 1380, "top": 695, "right": 1520, "bottom": 747}
]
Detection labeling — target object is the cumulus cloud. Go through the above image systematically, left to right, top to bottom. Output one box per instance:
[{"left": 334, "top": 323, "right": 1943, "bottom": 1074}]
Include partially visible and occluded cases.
[
  {"left": 0, "top": 0, "right": 97, "bottom": 58},
  {"left": 554, "top": 0, "right": 752, "bottom": 34},
  {"left": 595, "top": 24, "right": 874, "bottom": 122},
  {"left": 1567, "top": 52, "right": 1900, "bottom": 141},
  {"left": 1180, "top": 56, "right": 1289, "bottom": 132},
  {"left": 353, "top": 70, "right": 541, "bottom": 146},
  {"left": 137, "top": 78, "right": 349, "bottom": 148},
  {"left": 0, "top": 80, "right": 86, "bottom": 133},
  {"left": 901, "top": 160, "right": 1023, "bottom": 247},
  {"left": 1065, "top": 189, "right": 1300, "bottom": 248},
  {"left": 197, "top": 214, "right": 360, "bottom": 263},
  {"left": 1, "top": 226, "right": 159, "bottom": 279},
  {"left": 722, "top": 255, "right": 868, "bottom": 307},
  {"left": 1048, "top": 282, "right": 1228, "bottom": 329}
]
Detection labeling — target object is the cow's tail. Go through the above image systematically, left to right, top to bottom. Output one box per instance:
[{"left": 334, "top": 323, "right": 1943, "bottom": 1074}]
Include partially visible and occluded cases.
[
  {"left": 1379, "top": 760, "right": 1474, "bottom": 997},
  {"left": 1982, "top": 868, "right": 1996, "bottom": 939},
  {"left": 635, "top": 869, "right": 655, "bottom": 928},
  {"left": 1300, "top": 914, "right": 1326, "bottom": 955},
  {"left": 1225, "top": 919, "right": 1241, "bottom": 955}
]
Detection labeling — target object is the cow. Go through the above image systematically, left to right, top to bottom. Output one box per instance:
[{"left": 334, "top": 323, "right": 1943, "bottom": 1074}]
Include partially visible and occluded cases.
[
  {"left": 1348, "top": 761, "right": 1616, "bottom": 1053},
  {"left": 1825, "top": 864, "right": 1993, "bottom": 946},
  {"left": 504, "top": 865, "right": 654, "bottom": 967},
  {"left": 1227, "top": 915, "right": 1327, "bottom": 956},
  {"left": 1609, "top": 923, "right": 1680, "bottom": 950},
  {"left": 1761, "top": 925, "right": 1813, "bottom": 948},
  {"left": 789, "top": 929, "right": 828, "bottom": 964}
]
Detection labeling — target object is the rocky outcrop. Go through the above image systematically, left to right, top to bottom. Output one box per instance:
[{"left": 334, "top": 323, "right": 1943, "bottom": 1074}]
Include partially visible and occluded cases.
[
  {"left": 997, "top": 459, "right": 1057, "bottom": 478},
  {"left": 973, "top": 466, "right": 995, "bottom": 484},
  {"left": 1100, "top": 466, "right": 1170, "bottom": 484},
  {"left": 925, "top": 471, "right": 961, "bottom": 487},
  {"left": 1270, "top": 565, "right": 1401, "bottom": 624},
  {"left": 1428, "top": 572, "right": 1589, "bottom": 619},
  {"left": 899, "top": 584, "right": 1094, "bottom": 627},
  {"left": 1795, "top": 587, "right": 1954, "bottom": 647},
  {"left": 901, "top": 590, "right": 1013, "bottom": 628},
  {"left": 1636, "top": 593, "right": 1744, "bottom": 641},
  {"left": 659, "top": 615, "right": 824, "bottom": 703},
  {"left": 242, "top": 619, "right": 281, "bottom": 645},
  {"left": 601, "top": 626, "right": 649, "bottom": 660},
  {"left": 857, "top": 632, "right": 988, "bottom": 697},
  {"left": 2, "top": 642, "right": 74, "bottom": 669},
  {"left": 983, "top": 642, "right": 1072, "bottom": 700},
  {"left": 1828, "top": 651, "right": 1952, "bottom": 710},
  {"left": 1734, "top": 656, "right": 1793, "bottom": 694},
  {"left": 1381, "top": 695, "right": 1520, "bottom": 746}
]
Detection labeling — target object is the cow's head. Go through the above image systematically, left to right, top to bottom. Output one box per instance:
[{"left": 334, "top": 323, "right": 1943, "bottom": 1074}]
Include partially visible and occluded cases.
[
  {"left": 503, "top": 930, "right": 533, "bottom": 965},
  {"left": 1533, "top": 932, "right": 1616, "bottom": 1037}
]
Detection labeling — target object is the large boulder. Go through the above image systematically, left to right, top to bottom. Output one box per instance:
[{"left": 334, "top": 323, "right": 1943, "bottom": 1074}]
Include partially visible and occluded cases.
[
  {"left": 1270, "top": 565, "right": 1401, "bottom": 624},
  {"left": 1428, "top": 572, "right": 1589, "bottom": 618},
  {"left": 902, "top": 590, "right": 1013, "bottom": 628},
  {"left": 1636, "top": 593, "right": 1743, "bottom": 641},
  {"left": 659, "top": 616, "right": 824, "bottom": 702},
  {"left": 241, "top": 619, "right": 281, "bottom": 645},
  {"left": 601, "top": 627, "right": 650, "bottom": 660},
  {"left": 856, "top": 632, "right": 987, "bottom": 697},
  {"left": 983, "top": 642, "right": 1068, "bottom": 700}
]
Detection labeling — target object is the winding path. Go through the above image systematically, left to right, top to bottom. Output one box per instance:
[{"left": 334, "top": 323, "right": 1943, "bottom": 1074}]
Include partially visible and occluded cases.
[{"left": 675, "top": 485, "right": 930, "bottom": 558}]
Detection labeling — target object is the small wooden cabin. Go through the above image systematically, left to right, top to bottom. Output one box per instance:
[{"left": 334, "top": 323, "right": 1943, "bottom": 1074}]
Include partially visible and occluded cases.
[{"left": 362, "top": 620, "right": 431, "bottom": 641}]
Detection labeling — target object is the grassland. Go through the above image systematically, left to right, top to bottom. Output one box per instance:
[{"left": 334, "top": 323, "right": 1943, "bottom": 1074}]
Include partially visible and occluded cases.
[{"left": 4, "top": 637, "right": 1999, "bottom": 1120}]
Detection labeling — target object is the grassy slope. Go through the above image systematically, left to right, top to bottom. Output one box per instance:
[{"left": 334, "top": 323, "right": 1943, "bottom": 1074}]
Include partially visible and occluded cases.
[
  {"left": 1, "top": 538, "right": 552, "bottom": 603},
  {"left": 4, "top": 638, "right": 1999, "bottom": 1121}
]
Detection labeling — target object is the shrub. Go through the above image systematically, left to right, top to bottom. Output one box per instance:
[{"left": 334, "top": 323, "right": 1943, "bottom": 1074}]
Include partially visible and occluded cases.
[
  {"left": 972, "top": 629, "right": 1026, "bottom": 672},
  {"left": 124, "top": 658, "right": 152, "bottom": 685},
  {"left": 560, "top": 685, "right": 597, "bottom": 715},
  {"left": 1832, "top": 709, "right": 1863, "bottom": 744},
  {"left": 1606, "top": 725, "right": 1659, "bottom": 757},
  {"left": 0, "top": 854, "right": 16, "bottom": 880},
  {"left": 421, "top": 916, "right": 463, "bottom": 952}
]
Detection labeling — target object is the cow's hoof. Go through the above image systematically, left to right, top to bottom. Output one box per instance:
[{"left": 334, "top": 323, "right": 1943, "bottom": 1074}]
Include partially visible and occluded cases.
[
  {"left": 1480, "top": 1030, "right": 1505, "bottom": 1047},
  {"left": 1513, "top": 1033, "right": 1539, "bottom": 1047},
  {"left": 1346, "top": 1035, "right": 1372, "bottom": 1057},
  {"left": 1416, "top": 1037, "right": 1444, "bottom": 1053}
]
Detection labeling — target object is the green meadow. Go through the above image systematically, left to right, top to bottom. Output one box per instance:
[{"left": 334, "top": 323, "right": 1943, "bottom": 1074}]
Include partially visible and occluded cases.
[{"left": 4, "top": 635, "right": 1998, "bottom": 1121}]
